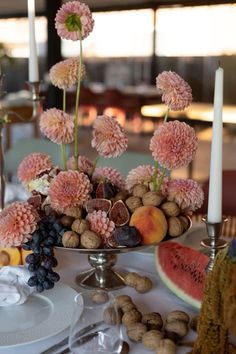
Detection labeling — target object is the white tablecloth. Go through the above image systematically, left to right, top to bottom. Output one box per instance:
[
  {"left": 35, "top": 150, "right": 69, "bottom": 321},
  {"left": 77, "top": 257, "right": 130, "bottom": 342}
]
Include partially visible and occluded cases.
[{"left": 0, "top": 249, "right": 198, "bottom": 354}]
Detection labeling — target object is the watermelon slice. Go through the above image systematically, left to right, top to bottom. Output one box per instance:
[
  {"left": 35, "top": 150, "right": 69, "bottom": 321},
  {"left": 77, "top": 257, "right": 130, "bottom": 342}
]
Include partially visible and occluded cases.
[{"left": 155, "top": 241, "right": 209, "bottom": 309}]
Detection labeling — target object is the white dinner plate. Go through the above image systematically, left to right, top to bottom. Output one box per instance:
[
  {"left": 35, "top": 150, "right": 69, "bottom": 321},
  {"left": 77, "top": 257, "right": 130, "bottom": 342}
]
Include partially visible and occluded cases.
[{"left": 0, "top": 282, "right": 78, "bottom": 348}]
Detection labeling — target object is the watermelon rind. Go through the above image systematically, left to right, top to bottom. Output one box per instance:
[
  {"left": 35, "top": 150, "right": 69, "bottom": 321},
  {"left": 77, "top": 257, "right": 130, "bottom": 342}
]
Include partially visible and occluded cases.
[{"left": 155, "top": 243, "right": 208, "bottom": 309}]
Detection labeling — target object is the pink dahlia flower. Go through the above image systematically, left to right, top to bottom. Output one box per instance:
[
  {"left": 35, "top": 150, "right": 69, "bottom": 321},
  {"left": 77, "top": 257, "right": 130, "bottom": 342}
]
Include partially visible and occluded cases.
[
  {"left": 55, "top": 1, "right": 94, "bottom": 41},
  {"left": 49, "top": 58, "right": 86, "bottom": 90},
  {"left": 156, "top": 71, "right": 192, "bottom": 111},
  {"left": 40, "top": 108, "right": 74, "bottom": 145},
  {"left": 91, "top": 115, "right": 128, "bottom": 158},
  {"left": 150, "top": 120, "right": 198, "bottom": 170},
  {"left": 17, "top": 153, "right": 53, "bottom": 183},
  {"left": 67, "top": 155, "right": 94, "bottom": 175},
  {"left": 125, "top": 164, "right": 169, "bottom": 195},
  {"left": 92, "top": 167, "right": 125, "bottom": 191},
  {"left": 49, "top": 170, "right": 92, "bottom": 214},
  {"left": 167, "top": 178, "right": 204, "bottom": 213},
  {"left": 0, "top": 202, "right": 39, "bottom": 247},
  {"left": 86, "top": 210, "right": 115, "bottom": 239}
]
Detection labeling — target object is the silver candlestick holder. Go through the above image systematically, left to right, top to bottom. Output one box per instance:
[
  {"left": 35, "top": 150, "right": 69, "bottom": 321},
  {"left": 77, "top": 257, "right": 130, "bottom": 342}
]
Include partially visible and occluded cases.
[
  {"left": 0, "top": 71, "right": 43, "bottom": 211},
  {"left": 201, "top": 216, "right": 228, "bottom": 272}
]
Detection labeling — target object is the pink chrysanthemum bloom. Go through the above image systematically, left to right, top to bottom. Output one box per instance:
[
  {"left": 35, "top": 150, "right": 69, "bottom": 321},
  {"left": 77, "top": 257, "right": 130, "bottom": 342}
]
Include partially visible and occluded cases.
[
  {"left": 55, "top": 1, "right": 94, "bottom": 41},
  {"left": 49, "top": 58, "right": 86, "bottom": 90},
  {"left": 156, "top": 71, "right": 192, "bottom": 111},
  {"left": 40, "top": 108, "right": 74, "bottom": 145},
  {"left": 91, "top": 115, "right": 128, "bottom": 158},
  {"left": 150, "top": 120, "right": 198, "bottom": 170},
  {"left": 17, "top": 153, "right": 53, "bottom": 183},
  {"left": 67, "top": 155, "right": 93, "bottom": 175},
  {"left": 125, "top": 164, "right": 169, "bottom": 195},
  {"left": 92, "top": 167, "right": 125, "bottom": 191},
  {"left": 49, "top": 170, "right": 92, "bottom": 214},
  {"left": 167, "top": 178, "right": 204, "bottom": 213},
  {"left": 0, "top": 202, "right": 39, "bottom": 247},
  {"left": 86, "top": 210, "right": 115, "bottom": 240}
]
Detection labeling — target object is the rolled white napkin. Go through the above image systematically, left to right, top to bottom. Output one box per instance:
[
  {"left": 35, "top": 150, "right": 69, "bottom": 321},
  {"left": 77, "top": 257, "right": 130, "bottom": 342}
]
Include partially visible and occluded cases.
[{"left": 0, "top": 266, "right": 34, "bottom": 307}]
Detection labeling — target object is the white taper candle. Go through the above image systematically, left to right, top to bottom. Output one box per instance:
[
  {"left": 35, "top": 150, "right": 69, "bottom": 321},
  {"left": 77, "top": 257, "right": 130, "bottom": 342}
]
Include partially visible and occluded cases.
[
  {"left": 28, "top": 0, "right": 39, "bottom": 82},
  {"left": 207, "top": 66, "right": 224, "bottom": 223}
]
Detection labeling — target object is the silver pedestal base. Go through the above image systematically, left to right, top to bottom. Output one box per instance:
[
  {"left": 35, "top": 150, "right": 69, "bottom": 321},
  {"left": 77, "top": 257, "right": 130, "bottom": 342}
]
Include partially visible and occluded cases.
[{"left": 75, "top": 253, "right": 126, "bottom": 290}]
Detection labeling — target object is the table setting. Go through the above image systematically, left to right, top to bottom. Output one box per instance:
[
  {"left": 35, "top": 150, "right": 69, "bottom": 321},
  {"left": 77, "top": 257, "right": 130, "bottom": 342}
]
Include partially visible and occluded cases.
[{"left": 0, "top": 0, "right": 236, "bottom": 354}]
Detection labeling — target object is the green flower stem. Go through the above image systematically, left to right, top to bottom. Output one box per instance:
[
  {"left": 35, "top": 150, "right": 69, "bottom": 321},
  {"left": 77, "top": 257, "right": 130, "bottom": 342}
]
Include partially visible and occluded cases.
[
  {"left": 73, "top": 32, "right": 83, "bottom": 170},
  {"left": 60, "top": 89, "right": 67, "bottom": 170},
  {"left": 164, "top": 108, "right": 170, "bottom": 123},
  {"left": 91, "top": 155, "right": 100, "bottom": 176},
  {"left": 152, "top": 161, "right": 159, "bottom": 191},
  {"left": 156, "top": 168, "right": 166, "bottom": 193}
]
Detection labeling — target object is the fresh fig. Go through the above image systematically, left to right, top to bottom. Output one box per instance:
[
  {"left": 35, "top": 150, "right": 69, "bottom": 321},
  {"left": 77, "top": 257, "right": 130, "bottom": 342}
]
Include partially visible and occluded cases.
[
  {"left": 96, "top": 182, "right": 117, "bottom": 199},
  {"left": 85, "top": 198, "right": 112, "bottom": 213},
  {"left": 109, "top": 200, "right": 130, "bottom": 226},
  {"left": 114, "top": 225, "right": 141, "bottom": 247}
]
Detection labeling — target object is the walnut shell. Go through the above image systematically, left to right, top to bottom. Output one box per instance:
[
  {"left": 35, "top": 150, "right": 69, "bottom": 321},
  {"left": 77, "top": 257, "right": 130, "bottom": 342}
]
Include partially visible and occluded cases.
[
  {"left": 132, "top": 184, "right": 149, "bottom": 198},
  {"left": 113, "top": 190, "right": 128, "bottom": 202},
  {"left": 142, "top": 191, "right": 163, "bottom": 207},
  {"left": 125, "top": 196, "right": 142, "bottom": 213},
  {"left": 161, "top": 202, "right": 180, "bottom": 217},
  {"left": 64, "top": 206, "right": 82, "bottom": 218},
  {"left": 60, "top": 215, "right": 74, "bottom": 227},
  {"left": 178, "top": 215, "right": 189, "bottom": 231},
  {"left": 168, "top": 216, "right": 184, "bottom": 237},
  {"left": 71, "top": 219, "right": 89, "bottom": 234},
  {"left": 80, "top": 230, "right": 102, "bottom": 249},
  {"left": 62, "top": 231, "right": 80, "bottom": 248},
  {"left": 0, "top": 251, "right": 10, "bottom": 266},
  {"left": 124, "top": 272, "right": 142, "bottom": 288},
  {"left": 135, "top": 276, "right": 153, "bottom": 293},
  {"left": 91, "top": 291, "right": 109, "bottom": 304},
  {"left": 115, "top": 295, "right": 133, "bottom": 308},
  {"left": 121, "top": 301, "right": 136, "bottom": 313},
  {"left": 103, "top": 306, "right": 121, "bottom": 325},
  {"left": 122, "top": 308, "right": 142, "bottom": 326},
  {"left": 166, "top": 310, "right": 190, "bottom": 324},
  {"left": 142, "top": 312, "right": 163, "bottom": 330},
  {"left": 190, "top": 315, "right": 198, "bottom": 331},
  {"left": 165, "top": 320, "right": 188, "bottom": 342},
  {"left": 126, "top": 322, "right": 147, "bottom": 342},
  {"left": 142, "top": 330, "right": 163, "bottom": 350},
  {"left": 157, "top": 338, "right": 176, "bottom": 354},
  {"left": 120, "top": 341, "right": 130, "bottom": 354}
]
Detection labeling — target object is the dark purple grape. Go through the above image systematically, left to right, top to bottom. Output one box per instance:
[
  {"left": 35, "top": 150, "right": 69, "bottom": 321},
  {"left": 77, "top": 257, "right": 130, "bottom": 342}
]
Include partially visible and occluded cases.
[
  {"left": 53, "top": 223, "right": 62, "bottom": 232},
  {"left": 59, "top": 228, "right": 68, "bottom": 237},
  {"left": 32, "top": 232, "right": 42, "bottom": 244},
  {"left": 43, "top": 237, "right": 55, "bottom": 246},
  {"left": 22, "top": 243, "right": 32, "bottom": 251},
  {"left": 43, "top": 246, "right": 53, "bottom": 256},
  {"left": 25, "top": 253, "right": 40, "bottom": 264},
  {"left": 28, "top": 263, "right": 40, "bottom": 272},
  {"left": 37, "top": 266, "right": 47, "bottom": 277},
  {"left": 47, "top": 271, "right": 60, "bottom": 283},
  {"left": 37, "top": 274, "right": 46, "bottom": 284},
  {"left": 28, "top": 276, "right": 38, "bottom": 287},
  {"left": 43, "top": 279, "right": 54, "bottom": 290},
  {"left": 36, "top": 284, "right": 44, "bottom": 293}
]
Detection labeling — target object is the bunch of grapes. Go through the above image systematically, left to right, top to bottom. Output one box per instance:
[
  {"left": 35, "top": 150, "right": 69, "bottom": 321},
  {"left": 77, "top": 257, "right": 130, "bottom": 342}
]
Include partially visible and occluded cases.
[{"left": 22, "top": 215, "right": 68, "bottom": 293}]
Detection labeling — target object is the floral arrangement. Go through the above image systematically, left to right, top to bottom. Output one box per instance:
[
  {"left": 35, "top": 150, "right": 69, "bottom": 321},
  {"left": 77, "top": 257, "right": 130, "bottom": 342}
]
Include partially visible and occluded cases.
[{"left": 0, "top": 1, "right": 204, "bottom": 292}]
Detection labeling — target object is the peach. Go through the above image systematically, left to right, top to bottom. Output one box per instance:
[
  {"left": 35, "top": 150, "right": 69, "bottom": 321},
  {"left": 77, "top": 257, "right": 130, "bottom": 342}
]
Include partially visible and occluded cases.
[
  {"left": 129, "top": 206, "right": 167, "bottom": 245},
  {"left": 0, "top": 247, "right": 21, "bottom": 266}
]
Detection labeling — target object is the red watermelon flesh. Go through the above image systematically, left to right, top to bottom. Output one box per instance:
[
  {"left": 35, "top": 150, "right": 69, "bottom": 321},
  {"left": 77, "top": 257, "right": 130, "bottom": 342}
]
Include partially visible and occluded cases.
[{"left": 155, "top": 241, "right": 209, "bottom": 309}]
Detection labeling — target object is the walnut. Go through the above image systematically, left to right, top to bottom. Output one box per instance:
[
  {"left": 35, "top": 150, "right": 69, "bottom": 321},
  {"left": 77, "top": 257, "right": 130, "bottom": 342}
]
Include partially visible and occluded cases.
[
  {"left": 132, "top": 184, "right": 149, "bottom": 198},
  {"left": 113, "top": 190, "right": 128, "bottom": 202},
  {"left": 142, "top": 191, "right": 163, "bottom": 207},
  {"left": 125, "top": 196, "right": 142, "bottom": 213},
  {"left": 161, "top": 202, "right": 180, "bottom": 217},
  {"left": 64, "top": 206, "right": 82, "bottom": 218},
  {"left": 60, "top": 215, "right": 74, "bottom": 227},
  {"left": 178, "top": 215, "right": 189, "bottom": 231},
  {"left": 168, "top": 216, "right": 184, "bottom": 237},
  {"left": 72, "top": 219, "right": 89, "bottom": 234},
  {"left": 80, "top": 230, "right": 102, "bottom": 249},
  {"left": 62, "top": 231, "right": 80, "bottom": 248},
  {"left": 0, "top": 251, "right": 10, "bottom": 266},
  {"left": 124, "top": 272, "right": 142, "bottom": 287},
  {"left": 135, "top": 276, "right": 153, "bottom": 293},
  {"left": 91, "top": 291, "right": 109, "bottom": 304},
  {"left": 115, "top": 295, "right": 133, "bottom": 308},
  {"left": 121, "top": 301, "right": 136, "bottom": 313},
  {"left": 103, "top": 306, "right": 121, "bottom": 325},
  {"left": 122, "top": 308, "right": 142, "bottom": 327},
  {"left": 166, "top": 310, "right": 190, "bottom": 324},
  {"left": 142, "top": 312, "right": 163, "bottom": 330},
  {"left": 190, "top": 315, "right": 198, "bottom": 331},
  {"left": 164, "top": 320, "right": 188, "bottom": 342},
  {"left": 126, "top": 322, "right": 147, "bottom": 342},
  {"left": 142, "top": 330, "right": 163, "bottom": 350},
  {"left": 156, "top": 339, "right": 176, "bottom": 354},
  {"left": 120, "top": 341, "right": 130, "bottom": 354}
]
